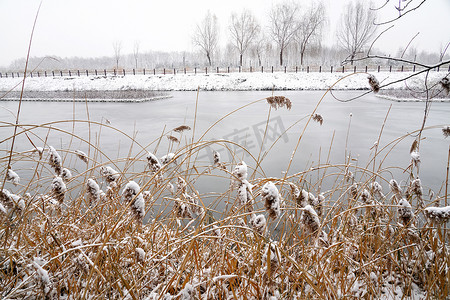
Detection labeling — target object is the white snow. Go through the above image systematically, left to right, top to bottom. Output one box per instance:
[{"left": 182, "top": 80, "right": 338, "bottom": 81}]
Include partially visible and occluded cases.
[
  {"left": 0, "top": 72, "right": 446, "bottom": 98},
  {"left": 75, "top": 150, "right": 88, "bottom": 163},
  {"left": 160, "top": 153, "right": 176, "bottom": 165},
  {"left": 232, "top": 161, "right": 248, "bottom": 182},
  {"left": 100, "top": 166, "right": 119, "bottom": 183},
  {"left": 6, "top": 168, "right": 20, "bottom": 185},
  {"left": 61, "top": 168, "right": 72, "bottom": 181},
  {"left": 51, "top": 176, "right": 67, "bottom": 193},
  {"left": 87, "top": 178, "right": 101, "bottom": 201},
  {"left": 122, "top": 181, "right": 141, "bottom": 195},
  {"left": 262, "top": 181, "right": 279, "bottom": 199},
  {"left": 262, "top": 181, "right": 281, "bottom": 219},
  {"left": 133, "top": 193, "right": 145, "bottom": 218},
  {"left": 0, "top": 202, "right": 6, "bottom": 214},
  {"left": 424, "top": 206, "right": 450, "bottom": 223},
  {"left": 249, "top": 214, "right": 267, "bottom": 235},
  {"left": 135, "top": 247, "right": 146, "bottom": 262},
  {"left": 32, "top": 258, "right": 50, "bottom": 286}
]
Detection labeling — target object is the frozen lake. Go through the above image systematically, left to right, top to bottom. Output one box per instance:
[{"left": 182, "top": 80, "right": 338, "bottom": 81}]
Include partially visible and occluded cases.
[{"left": 1, "top": 90, "right": 449, "bottom": 203}]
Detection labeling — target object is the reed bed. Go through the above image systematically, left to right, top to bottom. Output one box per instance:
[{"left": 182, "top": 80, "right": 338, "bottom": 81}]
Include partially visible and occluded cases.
[{"left": 1, "top": 87, "right": 449, "bottom": 299}]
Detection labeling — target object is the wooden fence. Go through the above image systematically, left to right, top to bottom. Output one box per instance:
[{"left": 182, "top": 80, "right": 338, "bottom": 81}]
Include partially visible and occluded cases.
[{"left": 0, "top": 64, "right": 448, "bottom": 79}]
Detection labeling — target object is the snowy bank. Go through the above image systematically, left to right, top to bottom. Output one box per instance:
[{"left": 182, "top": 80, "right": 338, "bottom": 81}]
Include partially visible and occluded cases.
[{"left": 0, "top": 71, "right": 446, "bottom": 93}]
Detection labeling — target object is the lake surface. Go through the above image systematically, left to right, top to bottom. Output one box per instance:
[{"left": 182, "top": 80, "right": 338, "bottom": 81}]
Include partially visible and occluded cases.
[{"left": 1, "top": 90, "right": 449, "bottom": 203}]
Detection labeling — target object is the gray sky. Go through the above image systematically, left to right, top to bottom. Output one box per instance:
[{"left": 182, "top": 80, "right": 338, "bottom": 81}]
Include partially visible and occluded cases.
[{"left": 0, "top": 0, "right": 449, "bottom": 67}]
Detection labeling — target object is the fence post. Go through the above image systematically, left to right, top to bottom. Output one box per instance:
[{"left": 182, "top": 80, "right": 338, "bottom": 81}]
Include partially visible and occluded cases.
[
  {"left": 390, "top": 65, "right": 392, "bottom": 72},
  {"left": 401, "top": 65, "right": 403, "bottom": 72},
  {"left": 413, "top": 65, "right": 416, "bottom": 72},
  {"left": 228, "top": 66, "right": 230, "bottom": 73},
  {"left": 239, "top": 66, "right": 241, "bottom": 73},
  {"left": 250, "top": 66, "right": 252, "bottom": 73},
  {"left": 262, "top": 66, "right": 264, "bottom": 73},
  {"left": 271, "top": 66, "right": 274, "bottom": 73},
  {"left": 284, "top": 66, "right": 286, "bottom": 73},
  {"left": 307, "top": 66, "right": 309, "bottom": 73},
  {"left": 319, "top": 66, "right": 321, "bottom": 73},
  {"left": 331, "top": 66, "right": 333, "bottom": 73},
  {"left": 342, "top": 66, "right": 345, "bottom": 73},
  {"left": 354, "top": 66, "right": 356, "bottom": 73},
  {"left": 365, "top": 66, "right": 367, "bottom": 72},
  {"left": 378, "top": 66, "right": 380, "bottom": 72},
  {"left": 437, "top": 66, "right": 440, "bottom": 72},
  {"left": 195, "top": 67, "right": 197, "bottom": 74},
  {"left": 205, "top": 67, "right": 207, "bottom": 74},
  {"left": 217, "top": 67, "right": 219, "bottom": 73},
  {"left": 174, "top": 68, "right": 176, "bottom": 75},
  {"left": 184, "top": 68, "right": 186, "bottom": 74},
  {"left": 104, "top": 69, "right": 106, "bottom": 76},
  {"left": 113, "top": 69, "right": 116, "bottom": 76},
  {"left": 133, "top": 69, "right": 135, "bottom": 75},
  {"left": 153, "top": 69, "right": 155, "bottom": 75},
  {"left": 76, "top": 70, "right": 79, "bottom": 76},
  {"left": 95, "top": 70, "right": 97, "bottom": 76},
  {"left": 38, "top": 71, "right": 40, "bottom": 77},
  {"left": 45, "top": 71, "right": 47, "bottom": 77},
  {"left": 52, "top": 71, "right": 55, "bottom": 77},
  {"left": 60, "top": 71, "right": 63, "bottom": 77},
  {"left": 12, "top": 72, "right": 14, "bottom": 78},
  {"left": 31, "top": 72, "right": 33, "bottom": 77},
  {"left": 0, "top": 73, "right": 2, "bottom": 78}
]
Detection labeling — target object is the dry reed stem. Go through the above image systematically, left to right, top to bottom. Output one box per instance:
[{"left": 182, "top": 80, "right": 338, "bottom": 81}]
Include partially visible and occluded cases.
[{"left": 1, "top": 88, "right": 449, "bottom": 298}]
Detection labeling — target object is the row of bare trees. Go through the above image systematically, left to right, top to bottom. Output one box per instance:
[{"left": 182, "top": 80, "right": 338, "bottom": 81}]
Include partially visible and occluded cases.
[{"left": 191, "top": 1, "right": 375, "bottom": 67}]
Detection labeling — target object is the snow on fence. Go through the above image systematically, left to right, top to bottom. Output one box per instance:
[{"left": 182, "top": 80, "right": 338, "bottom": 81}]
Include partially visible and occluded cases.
[{"left": 0, "top": 64, "right": 449, "bottom": 79}]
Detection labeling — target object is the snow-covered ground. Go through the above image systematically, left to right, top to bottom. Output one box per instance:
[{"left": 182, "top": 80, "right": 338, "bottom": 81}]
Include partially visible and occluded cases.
[{"left": 0, "top": 71, "right": 445, "bottom": 93}]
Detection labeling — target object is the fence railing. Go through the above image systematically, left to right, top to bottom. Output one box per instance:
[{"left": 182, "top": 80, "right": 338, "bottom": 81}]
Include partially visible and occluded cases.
[{"left": 0, "top": 64, "right": 448, "bottom": 79}]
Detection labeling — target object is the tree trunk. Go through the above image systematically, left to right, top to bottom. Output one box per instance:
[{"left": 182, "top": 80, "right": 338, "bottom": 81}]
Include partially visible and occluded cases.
[
  {"left": 279, "top": 49, "right": 283, "bottom": 66},
  {"left": 300, "top": 51, "right": 304, "bottom": 66},
  {"left": 207, "top": 53, "right": 212, "bottom": 66},
  {"left": 350, "top": 53, "right": 355, "bottom": 65},
  {"left": 239, "top": 54, "right": 243, "bottom": 67}
]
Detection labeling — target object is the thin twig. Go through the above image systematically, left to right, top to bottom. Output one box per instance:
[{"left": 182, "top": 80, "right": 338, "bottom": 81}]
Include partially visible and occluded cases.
[{"left": 1, "top": 1, "right": 42, "bottom": 191}]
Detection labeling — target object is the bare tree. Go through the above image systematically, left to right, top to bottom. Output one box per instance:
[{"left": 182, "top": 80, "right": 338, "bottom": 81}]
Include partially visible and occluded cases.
[
  {"left": 269, "top": 1, "right": 300, "bottom": 66},
  {"left": 337, "top": 1, "right": 377, "bottom": 64},
  {"left": 296, "top": 2, "right": 326, "bottom": 66},
  {"left": 228, "top": 9, "right": 260, "bottom": 66},
  {"left": 193, "top": 11, "right": 219, "bottom": 66},
  {"left": 251, "top": 33, "right": 267, "bottom": 67},
  {"left": 112, "top": 41, "right": 122, "bottom": 70},
  {"left": 133, "top": 41, "right": 140, "bottom": 70}
]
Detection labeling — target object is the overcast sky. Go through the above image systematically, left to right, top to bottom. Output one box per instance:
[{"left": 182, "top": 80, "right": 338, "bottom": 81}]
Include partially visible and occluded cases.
[{"left": 0, "top": 0, "right": 449, "bottom": 68}]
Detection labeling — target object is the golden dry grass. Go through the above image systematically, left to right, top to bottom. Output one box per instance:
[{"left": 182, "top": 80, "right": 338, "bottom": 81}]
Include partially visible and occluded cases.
[{"left": 0, "top": 91, "right": 449, "bottom": 300}]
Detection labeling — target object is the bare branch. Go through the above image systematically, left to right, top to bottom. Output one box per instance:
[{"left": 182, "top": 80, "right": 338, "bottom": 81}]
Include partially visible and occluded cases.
[
  {"left": 375, "top": 0, "right": 427, "bottom": 25},
  {"left": 337, "top": 1, "right": 377, "bottom": 64},
  {"left": 192, "top": 11, "right": 219, "bottom": 66},
  {"left": 367, "top": 25, "right": 394, "bottom": 56},
  {"left": 401, "top": 32, "right": 420, "bottom": 59}
]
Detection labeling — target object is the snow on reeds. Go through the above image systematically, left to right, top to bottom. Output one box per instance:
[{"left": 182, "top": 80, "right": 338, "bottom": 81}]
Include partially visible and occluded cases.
[{"left": 1, "top": 93, "right": 449, "bottom": 300}]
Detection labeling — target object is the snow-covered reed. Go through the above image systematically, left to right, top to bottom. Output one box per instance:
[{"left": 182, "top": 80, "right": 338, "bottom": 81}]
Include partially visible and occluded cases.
[{"left": 1, "top": 88, "right": 449, "bottom": 300}]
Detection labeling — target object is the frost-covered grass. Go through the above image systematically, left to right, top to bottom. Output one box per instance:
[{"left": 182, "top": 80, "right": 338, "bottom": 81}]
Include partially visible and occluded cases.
[{"left": 1, "top": 86, "right": 450, "bottom": 299}]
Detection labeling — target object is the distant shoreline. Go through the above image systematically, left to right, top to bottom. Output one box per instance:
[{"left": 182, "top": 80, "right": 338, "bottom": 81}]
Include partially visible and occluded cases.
[{"left": 0, "top": 72, "right": 447, "bottom": 100}]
